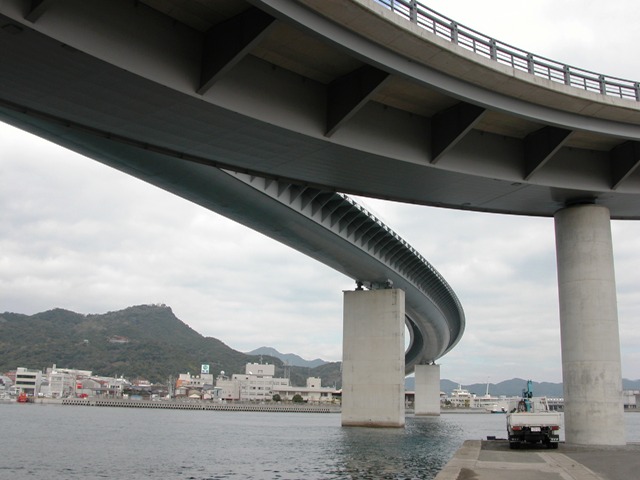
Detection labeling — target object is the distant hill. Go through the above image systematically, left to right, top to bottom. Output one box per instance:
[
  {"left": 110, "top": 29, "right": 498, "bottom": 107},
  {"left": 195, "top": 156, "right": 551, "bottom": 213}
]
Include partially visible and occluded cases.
[
  {"left": 0, "top": 305, "right": 341, "bottom": 386},
  {"left": 3, "top": 305, "right": 635, "bottom": 392},
  {"left": 246, "top": 346, "right": 328, "bottom": 368},
  {"left": 410, "top": 378, "right": 640, "bottom": 397},
  {"left": 445, "top": 379, "right": 565, "bottom": 397}
]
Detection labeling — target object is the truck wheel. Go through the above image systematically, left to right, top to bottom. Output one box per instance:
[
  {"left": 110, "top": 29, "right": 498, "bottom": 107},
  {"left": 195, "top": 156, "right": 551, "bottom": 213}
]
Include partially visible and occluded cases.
[{"left": 549, "top": 443, "right": 558, "bottom": 449}]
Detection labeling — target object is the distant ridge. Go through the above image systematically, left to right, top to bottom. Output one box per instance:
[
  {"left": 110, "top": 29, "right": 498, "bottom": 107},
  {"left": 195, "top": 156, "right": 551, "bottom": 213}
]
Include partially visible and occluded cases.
[
  {"left": 4, "top": 306, "right": 637, "bottom": 392},
  {"left": 246, "top": 346, "right": 328, "bottom": 369},
  {"left": 404, "top": 377, "right": 640, "bottom": 396}
]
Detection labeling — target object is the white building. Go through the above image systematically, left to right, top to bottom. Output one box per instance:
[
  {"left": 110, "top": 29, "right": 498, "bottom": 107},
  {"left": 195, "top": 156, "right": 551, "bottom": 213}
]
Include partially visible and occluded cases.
[
  {"left": 245, "top": 362, "right": 275, "bottom": 377},
  {"left": 214, "top": 363, "right": 336, "bottom": 403},
  {"left": 214, "top": 363, "right": 290, "bottom": 401},
  {"left": 39, "top": 365, "right": 130, "bottom": 398},
  {"left": 42, "top": 365, "right": 94, "bottom": 398},
  {"left": 14, "top": 367, "right": 42, "bottom": 396},
  {"left": 46, "top": 370, "right": 77, "bottom": 398},
  {"left": 214, "top": 373, "right": 239, "bottom": 400},
  {"left": 0, "top": 375, "right": 12, "bottom": 398},
  {"left": 273, "top": 376, "right": 337, "bottom": 403},
  {"left": 623, "top": 390, "right": 639, "bottom": 409}
]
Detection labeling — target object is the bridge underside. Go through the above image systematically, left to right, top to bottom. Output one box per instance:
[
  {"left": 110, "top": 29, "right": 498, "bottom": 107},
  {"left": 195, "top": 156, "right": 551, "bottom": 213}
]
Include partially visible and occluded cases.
[{"left": 1, "top": 0, "right": 639, "bottom": 220}]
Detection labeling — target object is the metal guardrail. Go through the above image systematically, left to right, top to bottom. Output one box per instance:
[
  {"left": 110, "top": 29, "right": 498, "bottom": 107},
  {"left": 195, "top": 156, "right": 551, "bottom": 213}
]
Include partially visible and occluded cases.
[
  {"left": 378, "top": 0, "right": 640, "bottom": 101},
  {"left": 337, "top": 193, "right": 464, "bottom": 339},
  {"left": 340, "top": 193, "right": 457, "bottom": 301}
]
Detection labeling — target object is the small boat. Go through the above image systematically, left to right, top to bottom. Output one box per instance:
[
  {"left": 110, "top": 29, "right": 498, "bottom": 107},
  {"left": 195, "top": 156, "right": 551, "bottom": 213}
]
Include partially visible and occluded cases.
[
  {"left": 17, "top": 392, "right": 29, "bottom": 403},
  {"left": 489, "top": 404, "right": 507, "bottom": 413}
]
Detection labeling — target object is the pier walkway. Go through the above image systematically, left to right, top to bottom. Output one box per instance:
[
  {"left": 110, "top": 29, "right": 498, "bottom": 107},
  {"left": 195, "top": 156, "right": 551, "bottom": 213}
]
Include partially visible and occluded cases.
[{"left": 435, "top": 440, "right": 640, "bottom": 480}]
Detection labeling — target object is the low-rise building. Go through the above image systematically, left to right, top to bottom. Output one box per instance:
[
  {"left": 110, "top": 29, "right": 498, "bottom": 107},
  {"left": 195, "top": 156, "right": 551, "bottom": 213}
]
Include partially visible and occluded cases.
[
  {"left": 213, "top": 363, "right": 336, "bottom": 403},
  {"left": 214, "top": 363, "right": 290, "bottom": 402},
  {"left": 39, "top": 365, "right": 130, "bottom": 398},
  {"left": 43, "top": 365, "right": 93, "bottom": 398},
  {"left": 14, "top": 367, "right": 42, "bottom": 396},
  {"left": 46, "top": 370, "right": 78, "bottom": 398},
  {"left": 175, "top": 372, "right": 215, "bottom": 398},
  {"left": 0, "top": 375, "right": 12, "bottom": 398},
  {"left": 91, "top": 375, "right": 130, "bottom": 397},
  {"left": 272, "top": 376, "right": 337, "bottom": 403},
  {"left": 623, "top": 390, "right": 639, "bottom": 409}
]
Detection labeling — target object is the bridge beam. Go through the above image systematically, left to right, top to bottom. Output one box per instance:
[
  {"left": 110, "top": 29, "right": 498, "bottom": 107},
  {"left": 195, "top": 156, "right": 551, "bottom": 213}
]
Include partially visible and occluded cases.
[
  {"left": 25, "top": 0, "right": 56, "bottom": 23},
  {"left": 198, "top": 7, "right": 276, "bottom": 95},
  {"left": 326, "top": 65, "right": 389, "bottom": 137},
  {"left": 431, "top": 102, "right": 485, "bottom": 164},
  {"left": 524, "top": 126, "right": 573, "bottom": 180},
  {"left": 610, "top": 141, "right": 640, "bottom": 189},
  {"left": 554, "top": 204, "right": 625, "bottom": 445},
  {"left": 342, "top": 288, "right": 405, "bottom": 427},
  {"left": 414, "top": 363, "right": 440, "bottom": 416}
]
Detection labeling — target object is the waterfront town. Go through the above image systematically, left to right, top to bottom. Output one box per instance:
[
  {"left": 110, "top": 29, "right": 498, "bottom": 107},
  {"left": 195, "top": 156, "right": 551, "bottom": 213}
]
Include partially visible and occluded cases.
[
  {"left": 0, "top": 362, "right": 338, "bottom": 404},
  {"left": 2, "top": 363, "right": 639, "bottom": 411}
]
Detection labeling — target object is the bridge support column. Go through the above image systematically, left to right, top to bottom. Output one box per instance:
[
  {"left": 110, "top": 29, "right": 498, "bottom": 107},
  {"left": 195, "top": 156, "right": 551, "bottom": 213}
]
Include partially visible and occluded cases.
[
  {"left": 554, "top": 204, "right": 625, "bottom": 445},
  {"left": 342, "top": 288, "right": 405, "bottom": 427},
  {"left": 414, "top": 364, "right": 440, "bottom": 415}
]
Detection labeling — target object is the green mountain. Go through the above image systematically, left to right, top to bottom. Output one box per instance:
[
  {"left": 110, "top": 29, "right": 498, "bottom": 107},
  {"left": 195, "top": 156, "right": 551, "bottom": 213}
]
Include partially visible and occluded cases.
[{"left": 0, "top": 305, "right": 342, "bottom": 386}]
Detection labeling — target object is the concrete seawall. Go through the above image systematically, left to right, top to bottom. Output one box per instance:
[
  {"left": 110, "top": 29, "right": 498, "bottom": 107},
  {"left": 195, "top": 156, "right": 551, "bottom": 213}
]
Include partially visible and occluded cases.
[{"left": 55, "top": 398, "right": 339, "bottom": 413}]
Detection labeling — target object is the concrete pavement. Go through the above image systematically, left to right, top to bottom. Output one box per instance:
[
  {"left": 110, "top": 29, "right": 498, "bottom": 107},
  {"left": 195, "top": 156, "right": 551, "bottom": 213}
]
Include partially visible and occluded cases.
[{"left": 435, "top": 439, "right": 640, "bottom": 480}]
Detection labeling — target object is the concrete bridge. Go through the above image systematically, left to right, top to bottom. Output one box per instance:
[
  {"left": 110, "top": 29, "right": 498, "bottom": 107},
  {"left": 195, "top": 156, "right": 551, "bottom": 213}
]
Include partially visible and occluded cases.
[{"left": 1, "top": 0, "right": 638, "bottom": 442}]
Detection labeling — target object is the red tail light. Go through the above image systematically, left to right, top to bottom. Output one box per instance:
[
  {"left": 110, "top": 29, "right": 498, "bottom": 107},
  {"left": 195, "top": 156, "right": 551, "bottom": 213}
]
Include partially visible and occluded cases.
[
  {"left": 551, "top": 425, "right": 560, "bottom": 431},
  {"left": 512, "top": 426, "right": 522, "bottom": 431}
]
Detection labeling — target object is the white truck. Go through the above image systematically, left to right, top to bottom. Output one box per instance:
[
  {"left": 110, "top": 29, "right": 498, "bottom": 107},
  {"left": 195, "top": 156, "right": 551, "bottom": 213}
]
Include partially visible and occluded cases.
[{"left": 506, "top": 380, "right": 561, "bottom": 449}]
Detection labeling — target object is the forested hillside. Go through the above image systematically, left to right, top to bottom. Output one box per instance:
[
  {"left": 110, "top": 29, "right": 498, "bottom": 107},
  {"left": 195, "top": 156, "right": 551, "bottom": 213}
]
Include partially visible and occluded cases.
[{"left": 0, "top": 305, "right": 341, "bottom": 386}]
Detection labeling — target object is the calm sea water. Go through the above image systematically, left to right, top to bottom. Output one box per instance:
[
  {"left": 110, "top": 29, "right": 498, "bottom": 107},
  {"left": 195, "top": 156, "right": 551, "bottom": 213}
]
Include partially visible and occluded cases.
[{"left": 1, "top": 404, "right": 638, "bottom": 479}]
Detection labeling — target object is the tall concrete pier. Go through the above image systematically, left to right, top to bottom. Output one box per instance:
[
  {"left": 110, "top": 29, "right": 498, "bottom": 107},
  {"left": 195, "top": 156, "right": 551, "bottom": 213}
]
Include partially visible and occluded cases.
[
  {"left": 555, "top": 204, "right": 625, "bottom": 445},
  {"left": 342, "top": 289, "right": 405, "bottom": 427},
  {"left": 414, "top": 363, "right": 441, "bottom": 416}
]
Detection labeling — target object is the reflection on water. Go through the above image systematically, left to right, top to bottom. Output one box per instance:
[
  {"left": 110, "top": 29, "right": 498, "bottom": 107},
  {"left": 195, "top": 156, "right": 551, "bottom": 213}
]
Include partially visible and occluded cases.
[
  {"left": 0, "top": 405, "right": 637, "bottom": 479},
  {"left": 334, "top": 418, "right": 466, "bottom": 479}
]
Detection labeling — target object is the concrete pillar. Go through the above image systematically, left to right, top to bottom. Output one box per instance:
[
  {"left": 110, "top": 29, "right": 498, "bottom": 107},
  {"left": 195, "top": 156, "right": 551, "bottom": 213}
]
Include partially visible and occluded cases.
[
  {"left": 554, "top": 204, "right": 625, "bottom": 445},
  {"left": 342, "top": 288, "right": 405, "bottom": 427},
  {"left": 414, "top": 363, "right": 440, "bottom": 415}
]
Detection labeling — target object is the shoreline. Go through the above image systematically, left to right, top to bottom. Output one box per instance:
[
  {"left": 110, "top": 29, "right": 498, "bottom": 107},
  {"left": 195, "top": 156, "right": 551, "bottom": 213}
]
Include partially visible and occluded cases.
[{"left": 31, "top": 397, "right": 341, "bottom": 413}]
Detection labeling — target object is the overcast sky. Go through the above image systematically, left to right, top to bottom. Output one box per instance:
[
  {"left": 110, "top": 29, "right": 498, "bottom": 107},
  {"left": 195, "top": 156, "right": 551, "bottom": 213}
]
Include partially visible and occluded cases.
[{"left": 1, "top": 1, "right": 639, "bottom": 384}]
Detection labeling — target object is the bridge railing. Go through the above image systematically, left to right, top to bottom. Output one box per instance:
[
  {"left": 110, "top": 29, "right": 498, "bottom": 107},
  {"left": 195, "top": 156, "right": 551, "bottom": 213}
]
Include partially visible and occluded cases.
[
  {"left": 377, "top": 0, "right": 640, "bottom": 101},
  {"left": 340, "top": 193, "right": 463, "bottom": 317}
]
